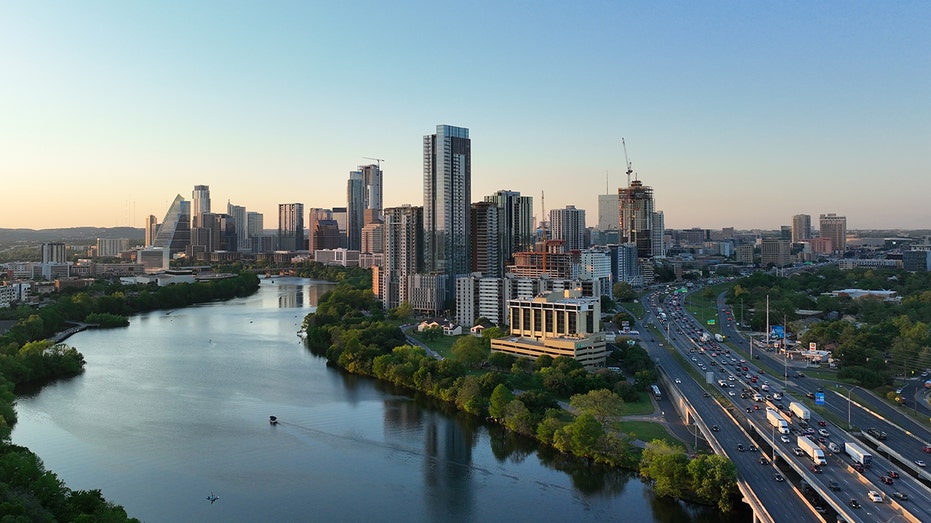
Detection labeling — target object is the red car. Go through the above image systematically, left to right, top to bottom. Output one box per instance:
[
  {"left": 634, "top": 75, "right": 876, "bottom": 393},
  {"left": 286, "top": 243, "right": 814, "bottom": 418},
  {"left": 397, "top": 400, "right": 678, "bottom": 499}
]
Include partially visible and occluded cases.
[
  {"left": 818, "top": 420, "right": 826, "bottom": 427},
  {"left": 924, "top": 445, "right": 931, "bottom": 453},
  {"left": 888, "top": 471, "right": 899, "bottom": 479},
  {"left": 881, "top": 476, "right": 894, "bottom": 485}
]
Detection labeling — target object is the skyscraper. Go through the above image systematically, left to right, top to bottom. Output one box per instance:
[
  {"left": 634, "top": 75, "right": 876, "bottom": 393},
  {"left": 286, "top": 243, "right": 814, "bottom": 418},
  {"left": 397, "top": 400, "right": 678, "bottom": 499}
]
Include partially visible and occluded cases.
[
  {"left": 424, "top": 124, "right": 471, "bottom": 296},
  {"left": 360, "top": 163, "right": 383, "bottom": 218},
  {"left": 347, "top": 171, "right": 365, "bottom": 251},
  {"left": 619, "top": 179, "right": 655, "bottom": 259},
  {"left": 192, "top": 185, "right": 211, "bottom": 228},
  {"left": 484, "top": 190, "right": 534, "bottom": 264},
  {"left": 598, "top": 193, "right": 620, "bottom": 231},
  {"left": 153, "top": 194, "right": 191, "bottom": 255},
  {"left": 227, "top": 202, "right": 248, "bottom": 252},
  {"left": 278, "top": 203, "right": 305, "bottom": 251},
  {"left": 549, "top": 205, "right": 586, "bottom": 251},
  {"left": 819, "top": 213, "right": 847, "bottom": 254},
  {"left": 792, "top": 214, "right": 811, "bottom": 243},
  {"left": 144, "top": 215, "right": 158, "bottom": 247},
  {"left": 41, "top": 242, "right": 67, "bottom": 263}
]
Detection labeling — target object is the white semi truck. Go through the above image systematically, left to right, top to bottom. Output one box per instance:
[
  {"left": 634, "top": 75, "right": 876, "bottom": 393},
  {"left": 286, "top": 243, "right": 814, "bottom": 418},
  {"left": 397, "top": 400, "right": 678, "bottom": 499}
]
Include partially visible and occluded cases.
[
  {"left": 790, "top": 401, "right": 811, "bottom": 421},
  {"left": 766, "top": 408, "right": 789, "bottom": 434},
  {"left": 798, "top": 436, "right": 827, "bottom": 465},
  {"left": 844, "top": 441, "right": 873, "bottom": 466}
]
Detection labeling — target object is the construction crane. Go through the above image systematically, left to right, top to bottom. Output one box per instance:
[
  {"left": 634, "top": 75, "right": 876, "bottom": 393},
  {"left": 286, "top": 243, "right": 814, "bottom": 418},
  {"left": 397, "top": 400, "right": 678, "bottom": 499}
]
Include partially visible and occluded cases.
[
  {"left": 622, "top": 138, "right": 633, "bottom": 187},
  {"left": 362, "top": 157, "right": 385, "bottom": 169}
]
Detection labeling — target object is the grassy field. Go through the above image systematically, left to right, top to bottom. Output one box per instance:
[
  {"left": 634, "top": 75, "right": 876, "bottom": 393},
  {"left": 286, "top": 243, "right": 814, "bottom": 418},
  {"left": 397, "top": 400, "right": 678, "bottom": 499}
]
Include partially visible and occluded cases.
[
  {"left": 621, "top": 300, "right": 646, "bottom": 320},
  {"left": 407, "top": 330, "right": 464, "bottom": 359},
  {"left": 620, "top": 393, "right": 658, "bottom": 416},
  {"left": 619, "top": 421, "right": 680, "bottom": 447}
]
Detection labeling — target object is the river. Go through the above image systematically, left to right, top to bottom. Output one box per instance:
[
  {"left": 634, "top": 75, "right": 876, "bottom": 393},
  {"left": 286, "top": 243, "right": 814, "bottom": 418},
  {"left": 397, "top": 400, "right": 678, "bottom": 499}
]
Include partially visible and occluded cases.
[{"left": 11, "top": 277, "right": 746, "bottom": 522}]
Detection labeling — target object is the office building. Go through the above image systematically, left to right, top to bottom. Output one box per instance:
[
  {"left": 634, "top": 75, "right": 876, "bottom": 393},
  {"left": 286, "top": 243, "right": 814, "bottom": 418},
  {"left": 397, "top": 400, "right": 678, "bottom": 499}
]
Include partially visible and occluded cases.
[
  {"left": 424, "top": 124, "right": 471, "bottom": 297},
  {"left": 360, "top": 163, "right": 383, "bottom": 218},
  {"left": 192, "top": 185, "right": 211, "bottom": 228},
  {"left": 484, "top": 190, "right": 534, "bottom": 264},
  {"left": 598, "top": 193, "right": 620, "bottom": 231},
  {"left": 152, "top": 194, "right": 191, "bottom": 255},
  {"left": 471, "top": 201, "right": 504, "bottom": 277},
  {"left": 227, "top": 202, "right": 248, "bottom": 252},
  {"left": 278, "top": 203, "right": 305, "bottom": 251},
  {"left": 549, "top": 205, "right": 586, "bottom": 251},
  {"left": 331, "top": 207, "right": 348, "bottom": 248},
  {"left": 247, "top": 211, "right": 264, "bottom": 239},
  {"left": 651, "top": 211, "right": 665, "bottom": 257},
  {"left": 819, "top": 213, "right": 847, "bottom": 254},
  {"left": 792, "top": 214, "right": 811, "bottom": 243},
  {"left": 145, "top": 215, "right": 158, "bottom": 247},
  {"left": 361, "top": 222, "right": 384, "bottom": 254},
  {"left": 761, "top": 238, "right": 791, "bottom": 267},
  {"left": 736, "top": 244, "right": 755, "bottom": 265},
  {"left": 903, "top": 250, "right": 931, "bottom": 272},
  {"left": 490, "top": 289, "right": 606, "bottom": 370}
]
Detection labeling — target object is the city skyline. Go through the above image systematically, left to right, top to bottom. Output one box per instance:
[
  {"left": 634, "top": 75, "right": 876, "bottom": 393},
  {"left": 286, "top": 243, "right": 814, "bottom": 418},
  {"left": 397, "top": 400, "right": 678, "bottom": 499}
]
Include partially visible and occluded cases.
[{"left": 2, "top": 2, "right": 929, "bottom": 231}]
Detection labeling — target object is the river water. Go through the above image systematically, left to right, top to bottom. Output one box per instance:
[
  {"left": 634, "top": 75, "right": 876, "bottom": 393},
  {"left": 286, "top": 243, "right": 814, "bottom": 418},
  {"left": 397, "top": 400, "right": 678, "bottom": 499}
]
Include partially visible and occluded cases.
[{"left": 12, "top": 277, "right": 744, "bottom": 522}]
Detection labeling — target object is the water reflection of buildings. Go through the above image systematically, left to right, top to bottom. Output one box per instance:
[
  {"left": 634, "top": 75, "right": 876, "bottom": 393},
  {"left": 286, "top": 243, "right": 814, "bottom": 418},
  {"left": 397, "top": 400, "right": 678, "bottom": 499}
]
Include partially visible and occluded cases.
[
  {"left": 278, "top": 285, "right": 304, "bottom": 308},
  {"left": 382, "top": 398, "right": 477, "bottom": 520}
]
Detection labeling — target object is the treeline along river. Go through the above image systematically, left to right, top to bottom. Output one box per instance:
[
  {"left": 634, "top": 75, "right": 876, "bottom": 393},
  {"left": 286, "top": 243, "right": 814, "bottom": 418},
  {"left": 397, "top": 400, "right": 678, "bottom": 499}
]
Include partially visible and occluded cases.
[{"left": 12, "top": 278, "right": 747, "bottom": 522}]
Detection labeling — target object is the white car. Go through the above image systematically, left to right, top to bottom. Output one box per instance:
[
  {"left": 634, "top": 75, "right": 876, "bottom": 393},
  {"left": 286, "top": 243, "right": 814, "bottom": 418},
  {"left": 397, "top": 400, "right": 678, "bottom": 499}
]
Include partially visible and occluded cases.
[
  {"left": 675, "top": 378, "right": 682, "bottom": 384},
  {"left": 728, "top": 391, "right": 735, "bottom": 396},
  {"left": 780, "top": 435, "right": 790, "bottom": 444},
  {"left": 915, "top": 459, "right": 926, "bottom": 467},
  {"left": 868, "top": 490, "right": 883, "bottom": 503}
]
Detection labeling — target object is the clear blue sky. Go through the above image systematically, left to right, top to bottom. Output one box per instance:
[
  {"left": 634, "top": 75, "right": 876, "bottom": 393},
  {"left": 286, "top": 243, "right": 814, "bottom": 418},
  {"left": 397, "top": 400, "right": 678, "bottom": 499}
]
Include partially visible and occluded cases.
[{"left": 2, "top": 1, "right": 928, "bottom": 231}]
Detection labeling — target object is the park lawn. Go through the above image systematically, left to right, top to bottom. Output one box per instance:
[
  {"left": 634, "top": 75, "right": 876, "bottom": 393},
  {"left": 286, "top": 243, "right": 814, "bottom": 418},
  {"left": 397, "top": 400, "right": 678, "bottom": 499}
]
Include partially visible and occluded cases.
[
  {"left": 621, "top": 300, "right": 646, "bottom": 320},
  {"left": 408, "top": 331, "right": 465, "bottom": 359},
  {"left": 620, "top": 393, "right": 657, "bottom": 416},
  {"left": 619, "top": 421, "right": 680, "bottom": 447}
]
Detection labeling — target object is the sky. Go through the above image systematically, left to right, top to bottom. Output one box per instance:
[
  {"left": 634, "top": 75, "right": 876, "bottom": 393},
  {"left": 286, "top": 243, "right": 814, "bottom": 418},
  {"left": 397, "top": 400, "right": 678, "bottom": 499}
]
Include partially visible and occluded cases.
[{"left": 1, "top": 1, "right": 929, "bottom": 231}]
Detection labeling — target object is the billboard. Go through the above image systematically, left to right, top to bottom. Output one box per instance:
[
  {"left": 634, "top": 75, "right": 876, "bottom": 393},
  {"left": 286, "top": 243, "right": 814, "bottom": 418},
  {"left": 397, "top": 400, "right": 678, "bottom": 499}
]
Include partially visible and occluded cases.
[
  {"left": 770, "top": 326, "right": 785, "bottom": 339},
  {"left": 815, "top": 391, "right": 825, "bottom": 405}
]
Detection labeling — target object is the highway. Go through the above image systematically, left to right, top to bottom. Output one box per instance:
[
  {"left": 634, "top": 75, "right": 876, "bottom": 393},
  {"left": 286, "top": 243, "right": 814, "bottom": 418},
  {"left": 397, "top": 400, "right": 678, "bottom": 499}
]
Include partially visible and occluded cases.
[{"left": 639, "top": 283, "right": 925, "bottom": 522}]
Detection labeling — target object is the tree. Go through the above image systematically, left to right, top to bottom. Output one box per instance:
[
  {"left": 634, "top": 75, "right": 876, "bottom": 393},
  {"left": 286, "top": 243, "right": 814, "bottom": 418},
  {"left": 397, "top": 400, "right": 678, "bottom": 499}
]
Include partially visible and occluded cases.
[
  {"left": 613, "top": 282, "right": 637, "bottom": 302},
  {"left": 481, "top": 326, "right": 504, "bottom": 340},
  {"left": 451, "top": 335, "right": 489, "bottom": 366},
  {"left": 489, "top": 384, "right": 515, "bottom": 419},
  {"left": 569, "top": 389, "right": 625, "bottom": 427},
  {"left": 502, "top": 399, "right": 534, "bottom": 435},
  {"left": 555, "top": 413, "right": 603, "bottom": 455},
  {"left": 640, "top": 439, "right": 689, "bottom": 499},
  {"left": 687, "top": 454, "right": 738, "bottom": 512}
]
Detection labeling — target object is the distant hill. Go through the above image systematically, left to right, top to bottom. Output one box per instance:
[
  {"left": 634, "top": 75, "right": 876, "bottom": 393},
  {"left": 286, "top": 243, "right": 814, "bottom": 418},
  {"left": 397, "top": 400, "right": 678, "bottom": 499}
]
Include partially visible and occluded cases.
[{"left": 0, "top": 227, "right": 144, "bottom": 245}]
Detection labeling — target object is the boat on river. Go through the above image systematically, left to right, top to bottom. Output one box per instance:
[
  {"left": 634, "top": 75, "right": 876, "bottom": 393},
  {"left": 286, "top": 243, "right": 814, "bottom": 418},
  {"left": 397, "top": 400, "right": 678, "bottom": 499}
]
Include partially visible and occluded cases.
[{"left": 269, "top": 415, "right": 278, "bottom": 425}]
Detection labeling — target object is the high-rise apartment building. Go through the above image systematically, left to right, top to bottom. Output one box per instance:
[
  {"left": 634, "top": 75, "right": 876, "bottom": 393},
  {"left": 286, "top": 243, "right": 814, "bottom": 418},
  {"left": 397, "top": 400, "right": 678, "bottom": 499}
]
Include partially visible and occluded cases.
[
  {"left": 424, "top": 124, "right": 471, "bottom": 297},
  {"left": 360, "top": 163, "right": 383, "bottom": 218},
  {"left": 618, "top": 179, "right": 655, "bottom": 258},
  {"left": 192, "top": 185, "right": 211, "bottom": 228},
  {"left": 483, "top": 190, "right": 534, "bottom": 264},
  {"left": 598, "top": 193, "right": 620, "bottom": 231},
  {"left": 153, "top": 195, "right": 191, "bottom": 255},
  {"left": 471, "top": 201, "right": 504, "bottom": 277},
  {"left": 278, "top": 203, "right": 305, "bottom": 251},
  {"left": 379, "top": 205, "right": 424, "bottom": 310},
  {"left": 549, "top": 205, "right": 586, "bottom": 251},
  {"left": 331, "top": 207, "right": 348, "bottom": 248},
  {"left": 247, "top": 211, "right": 264, "bottom": 238},
  {"left": 651, "top": 211, "right": 665, "bottom": 258},
  {"left": 819, "top": 213, "right": 847, "bottom": 254},
  {"left": 792, "top": 214, "right": 811, "bottom": 243},
  {"left": 97, "top": 238, "right": 129, "bottom": 257}
]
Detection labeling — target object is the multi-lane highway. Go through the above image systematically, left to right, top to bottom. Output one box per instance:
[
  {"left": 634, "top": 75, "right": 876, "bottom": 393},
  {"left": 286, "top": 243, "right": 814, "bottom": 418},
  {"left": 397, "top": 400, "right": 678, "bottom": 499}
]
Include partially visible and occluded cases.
[{"left": 638, "top": 283, "right": 929, "bottom": 522}]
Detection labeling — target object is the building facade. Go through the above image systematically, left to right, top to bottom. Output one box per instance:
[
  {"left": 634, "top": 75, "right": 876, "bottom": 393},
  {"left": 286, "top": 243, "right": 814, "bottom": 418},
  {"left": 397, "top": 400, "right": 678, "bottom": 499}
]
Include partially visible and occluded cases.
[
  {"left": 423, "top": 124, "right": 471, "bottom": 299},
  {"left": 484, "top": 190, "right": 534, "bottom": 265},
  {"left": 152, "top": 194, "right": 191, "bottom": 255},
  {"left": 278, "top": 203, "right": 305, "bottom": 251},
  {"left": 549, "top": 205, "right": 586, "bottom": 252},
  {"left": 819, "top": 213, "right": 847, "bottom": 254},
  {"left": 792, "top": 214, "right": 811, "bottom": 243}
]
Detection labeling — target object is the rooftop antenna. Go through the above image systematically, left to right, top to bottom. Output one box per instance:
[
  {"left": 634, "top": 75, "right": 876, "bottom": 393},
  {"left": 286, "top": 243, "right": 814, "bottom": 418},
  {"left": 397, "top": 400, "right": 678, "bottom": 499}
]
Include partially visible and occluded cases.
[{"left": 362, "top": 157, "right": 385, "bottom": 169}]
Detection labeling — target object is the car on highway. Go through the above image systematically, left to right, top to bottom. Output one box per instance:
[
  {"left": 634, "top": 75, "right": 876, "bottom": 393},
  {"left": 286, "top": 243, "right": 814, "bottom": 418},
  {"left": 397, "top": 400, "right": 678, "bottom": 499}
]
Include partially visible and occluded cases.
[
  {"left": 675, "top": 378, "right": 682, "bottom": 383},
  {"left": 728, "top": 391, "right": 735, "bottom": 396},
  {"left": 702, "top": 392, "right": 710, "bottom": 397},
  {"left": 817, "top": 420, "right": 826, "bottom": 427},
  {"left": 712, "top": 425, "right": 720, "bottom": 432},
  {"left": 818, "top": 429, "right": 830, "bottom": 437},
  {"left": 780, "top": 435, "right": 790, "bottom": 444},
  {"left": 736, "top": 444, "right": 745, "bottom": 452},
  {"left": 923, "top": 444, "right": 931, "bottom": 453},
  {"left": 748, "top": 445, "right": 758, "bottom": 452},
  {"left": 793, "top": 447, "right": 804, "bottom": 456},
  {"left": 759, "top": 456, "right": 769, "bottom": 465},
  {"left": 915, "top": 459, "right": 927, "bottom": 467},
  {"left": 853, "top": 463, "right": 865, "bottom": 473},
  {"left": 809, "top": 464, "right": 821, "bottom": 473},
  {"left": 888, "top": 470, "right": 899, "bottom": 479},
  {"left": 773, "top": 473, "right": 784, "bottom": 482},
  {"left": 880, "top": 476, "right": 893, "bottom": 485},
  {"left": 829, "top": 480, "right": 840, "bottom": 491},
  {"left": 868, "top": 490, "right": 883, "bottom": 503},
  {"left": 893, "top": 492, "right": 909, "bottom": 501},
  {"left": 849, "top": 499, "right": 861, "bottom": 509}
]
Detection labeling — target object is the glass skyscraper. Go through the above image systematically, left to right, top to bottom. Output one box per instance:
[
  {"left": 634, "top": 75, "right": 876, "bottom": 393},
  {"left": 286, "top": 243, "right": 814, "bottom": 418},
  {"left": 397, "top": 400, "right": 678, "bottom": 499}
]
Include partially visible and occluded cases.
[
  {"left": 424, "top": 124, "right": 471, "bottom": 299},
  {"left": 153, "top": 194, "right": 191, "bottom": 255}
]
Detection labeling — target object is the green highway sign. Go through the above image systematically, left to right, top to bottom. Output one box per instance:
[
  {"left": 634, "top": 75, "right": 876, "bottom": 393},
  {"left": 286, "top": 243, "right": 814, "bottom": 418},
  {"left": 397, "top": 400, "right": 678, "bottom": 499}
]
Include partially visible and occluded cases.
[{"left": 707, "top": 319, "right": 716, "bottom": 325}]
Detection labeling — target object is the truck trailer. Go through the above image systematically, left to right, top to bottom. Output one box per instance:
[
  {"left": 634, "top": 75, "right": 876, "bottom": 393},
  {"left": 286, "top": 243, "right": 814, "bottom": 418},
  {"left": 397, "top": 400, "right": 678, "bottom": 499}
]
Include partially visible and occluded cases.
[
  {"left": 715, "top": 333, "right": 725, "bottom": 342},
  {"left": 790, "top": 401, "right": 811, "bottom": 421},
  {"left": 766, "top": 408, "right": 790, "bottom": 434},
  {"left": 798, "top": 436, "right": 827, "bottom": 465},
  {"left": 844, "top": 441, "right": 873, "bottom": 466}
]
